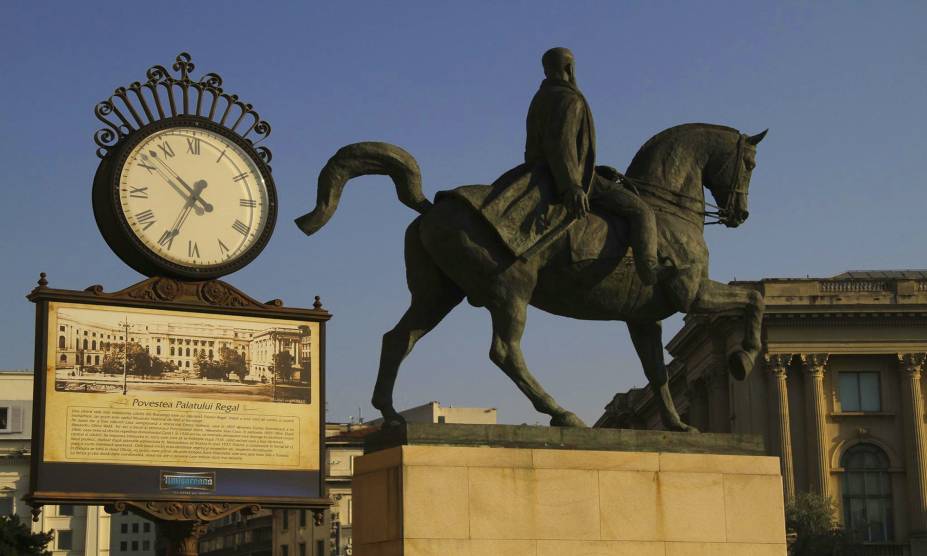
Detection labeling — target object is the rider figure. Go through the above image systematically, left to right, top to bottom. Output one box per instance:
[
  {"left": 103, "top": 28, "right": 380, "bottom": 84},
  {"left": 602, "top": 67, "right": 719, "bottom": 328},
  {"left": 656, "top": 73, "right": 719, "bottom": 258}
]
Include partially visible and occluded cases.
[{"left": 525, "top": 47, "right": 661, "bottom": 284}]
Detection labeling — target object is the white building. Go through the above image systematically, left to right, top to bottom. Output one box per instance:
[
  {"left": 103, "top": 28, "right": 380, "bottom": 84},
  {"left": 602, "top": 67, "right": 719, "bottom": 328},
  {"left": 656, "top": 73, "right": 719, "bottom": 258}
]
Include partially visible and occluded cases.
[
  {"left": 1, "top": 370, "right": 111, "bottom": 555},
  {"left": 1, "top": 370, "right": 159, "bottom": 555}
]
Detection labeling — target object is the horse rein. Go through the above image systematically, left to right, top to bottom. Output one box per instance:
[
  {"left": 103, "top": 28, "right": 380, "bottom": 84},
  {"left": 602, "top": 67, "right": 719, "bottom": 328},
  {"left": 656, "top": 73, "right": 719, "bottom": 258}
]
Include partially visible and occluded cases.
[{"left": 617, "top": 132, "right": 748, "bottom": 227}]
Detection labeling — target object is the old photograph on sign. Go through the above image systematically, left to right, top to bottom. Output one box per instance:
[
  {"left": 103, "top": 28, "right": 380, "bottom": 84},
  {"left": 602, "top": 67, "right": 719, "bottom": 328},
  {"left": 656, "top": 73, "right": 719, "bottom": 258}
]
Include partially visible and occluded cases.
[
  {"left": 42, "top": 301, "right": 320, "bottom": 472},
  {"left": 54, "top": 306, "right": 311, "bottom": 404}
]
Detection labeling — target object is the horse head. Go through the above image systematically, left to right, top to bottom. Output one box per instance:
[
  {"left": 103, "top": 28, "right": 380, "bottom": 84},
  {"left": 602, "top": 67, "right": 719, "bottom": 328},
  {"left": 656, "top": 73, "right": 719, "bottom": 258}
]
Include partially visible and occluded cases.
[{"left": 706, "top": 129, "right": 767, "bottom": 228}]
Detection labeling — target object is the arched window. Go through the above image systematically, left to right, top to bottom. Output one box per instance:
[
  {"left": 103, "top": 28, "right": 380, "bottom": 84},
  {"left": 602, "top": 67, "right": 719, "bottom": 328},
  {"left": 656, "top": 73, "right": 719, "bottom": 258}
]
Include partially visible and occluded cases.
[
  {"left": 58, "top": 336, "right": 66, "bottom": 349},
  {"left": 83, "top": 339, "right": 88, "bottom": 350},
  {"left": 92, "top": 340, "right": 96, "bottom": 350},
  {"left": 60, "top": 354, "right": 67, "bottom": 363},
  {"left": 842, "top": 443, "right": 893, "bottom": 542}
]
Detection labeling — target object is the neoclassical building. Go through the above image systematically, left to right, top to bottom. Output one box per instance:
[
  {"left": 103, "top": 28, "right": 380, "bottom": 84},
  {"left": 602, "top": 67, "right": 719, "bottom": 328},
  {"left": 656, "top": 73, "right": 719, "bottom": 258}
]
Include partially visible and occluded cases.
[
  {"left": 596, "top": 271, "right": 927, "bottom": 554},
  {"left": 55, "top": 312, "right": 310, "bottom": 383}
]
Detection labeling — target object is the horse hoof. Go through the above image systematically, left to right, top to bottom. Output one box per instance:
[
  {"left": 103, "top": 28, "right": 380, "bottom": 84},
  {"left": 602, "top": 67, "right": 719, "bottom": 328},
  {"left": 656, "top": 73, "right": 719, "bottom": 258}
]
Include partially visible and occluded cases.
[
  {"left": 728, "top": 350, "right": 754, "bottom": 381},
  {"left": 379, "top": 412, "right": 407, "bottom": 430},
  {"left": 551, "top": 412, "right": 587, "bottom": 428},
  {"left": 662, "top": 415, "right": 699, "bottom": 433}
]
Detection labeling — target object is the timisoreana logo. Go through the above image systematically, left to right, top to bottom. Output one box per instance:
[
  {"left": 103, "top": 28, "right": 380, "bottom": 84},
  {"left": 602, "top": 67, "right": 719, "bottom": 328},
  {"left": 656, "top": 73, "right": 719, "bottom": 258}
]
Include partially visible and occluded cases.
[{"left": 160, "top": 471, "right": 216, "bottom": 492}]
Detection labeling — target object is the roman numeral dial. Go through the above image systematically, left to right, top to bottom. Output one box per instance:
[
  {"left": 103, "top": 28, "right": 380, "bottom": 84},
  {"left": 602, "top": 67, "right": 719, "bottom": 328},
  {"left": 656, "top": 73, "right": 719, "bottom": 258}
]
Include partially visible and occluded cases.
[{"left": 116, "top": 125, "right": 272, "bottom": 273}]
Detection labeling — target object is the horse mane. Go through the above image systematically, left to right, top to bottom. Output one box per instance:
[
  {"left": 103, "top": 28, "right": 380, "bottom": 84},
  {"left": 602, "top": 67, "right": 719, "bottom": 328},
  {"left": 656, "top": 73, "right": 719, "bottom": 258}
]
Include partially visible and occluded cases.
[{"left": 627, "top": 122, "right": 739, "bottom": 174}]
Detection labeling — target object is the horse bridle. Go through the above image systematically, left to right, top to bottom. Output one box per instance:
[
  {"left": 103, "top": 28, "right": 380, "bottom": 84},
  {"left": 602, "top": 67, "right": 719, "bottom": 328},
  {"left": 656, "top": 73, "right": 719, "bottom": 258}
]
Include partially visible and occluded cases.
[
  {"left": 618, "top": 131, "right": 749, "bottom": 226},
  {"left": 711, "top": 133, "right": 748, "bottom": 225}
]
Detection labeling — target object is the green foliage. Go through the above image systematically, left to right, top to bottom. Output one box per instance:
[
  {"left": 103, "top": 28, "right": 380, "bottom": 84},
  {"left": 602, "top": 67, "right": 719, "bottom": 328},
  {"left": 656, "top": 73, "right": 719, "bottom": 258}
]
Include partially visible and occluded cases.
[
  {"left": 786, "top": 493, "right": 858, "bottom": 556},
  {"left": 0, "top": 514, "right": 53, "bottom": 556}
]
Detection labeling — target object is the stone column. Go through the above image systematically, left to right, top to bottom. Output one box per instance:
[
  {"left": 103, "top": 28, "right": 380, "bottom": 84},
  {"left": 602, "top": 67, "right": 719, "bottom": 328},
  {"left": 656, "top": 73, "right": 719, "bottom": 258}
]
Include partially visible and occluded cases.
[
  {"left": 766, "top": 353, "right": 796, "bottom": 502},
  {"left": 800, "top": 353, "right": 831, "bottom": 496},
  {"left": 899, "top": 353, "right": 927, "bottom": 535},
  {"left": 706, "top": 366, "right": 731, "bottom": 433}
]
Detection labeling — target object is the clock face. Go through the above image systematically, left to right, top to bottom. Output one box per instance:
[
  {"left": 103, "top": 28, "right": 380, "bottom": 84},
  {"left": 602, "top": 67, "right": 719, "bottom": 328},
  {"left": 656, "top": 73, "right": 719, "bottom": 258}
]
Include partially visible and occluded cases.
[{"left": 117, "top": 126, "right": 270, "bottom": 270}]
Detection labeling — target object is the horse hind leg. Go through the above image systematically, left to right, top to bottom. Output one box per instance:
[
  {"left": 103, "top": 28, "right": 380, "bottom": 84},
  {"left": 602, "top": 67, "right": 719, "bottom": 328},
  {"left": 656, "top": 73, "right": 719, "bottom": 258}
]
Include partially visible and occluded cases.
[
  {"left": 372, "top": 220, "right": 464, "bottom": 427},
  {"left": 488, "top": 298, "right": 586, "bottom": 427},
  {"left": 627, "top": 320, "right": 698, "bottom": 432}
]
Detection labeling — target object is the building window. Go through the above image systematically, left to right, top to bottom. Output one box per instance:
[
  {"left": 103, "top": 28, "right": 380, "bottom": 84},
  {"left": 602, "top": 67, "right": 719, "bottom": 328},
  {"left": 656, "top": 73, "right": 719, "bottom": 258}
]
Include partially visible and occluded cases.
[
  {"left": 59, "top": 336, "right": 66, "bottom": 349},
  {"left": 839, "top": 372, "right": 881, "bottom": 412},
  {"left": 0, "top": 407, "right": 8, "bottom": 432},
  {"left": 842, "top": 443, "right": 893, "bottom": 542},
  {"left": 0, "top": 497, "right": 13, "bottom": 516},
  {"left": 58, "top": 504, "right": 73, "bottom": 516},
  {"left": 299, "top": 509, "right": 306, "bottom": 528},
  {"left": 282, "top": 510, "right": 289, "bottom": 530},
  {"left": 143, "top": 521, "right": 151, "bottom": 533},
  {"left": 132, "top": 522, "right": 139, "bottom": 533},
  {"left": 121, "top": 523, "right": 128, "bottom": 533},
  {"left": 57, "top": 530, "right": 73, "bottom": 550},
  {"left": 132, "top": 540, "right": 139, "bottom": 550},
  {"left": 143, "top": 540, "right": 150, "bottom": 550},
  {"left": 120, "top": 541, "right": 128, "bottom": 551},
  {"left": 299, "top": 542, "right": 306, "bottom": 556},
  {"left": 281, "top": 545, "right": 289, "bottom": 556}
]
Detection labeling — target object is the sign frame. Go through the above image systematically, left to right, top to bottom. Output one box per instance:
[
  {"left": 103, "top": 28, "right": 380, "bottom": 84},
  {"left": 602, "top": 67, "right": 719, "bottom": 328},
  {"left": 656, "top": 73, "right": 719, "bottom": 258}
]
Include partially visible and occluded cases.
[{"left": 26, "top": 274, "right": 331, "bottom": 510}]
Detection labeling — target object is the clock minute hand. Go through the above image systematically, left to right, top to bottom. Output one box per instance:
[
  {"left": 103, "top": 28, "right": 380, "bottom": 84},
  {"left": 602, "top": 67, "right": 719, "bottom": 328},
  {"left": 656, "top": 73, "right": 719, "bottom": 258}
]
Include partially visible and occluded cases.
[{"left": 159, "top": 180, "right": 207, "bottom": 249}]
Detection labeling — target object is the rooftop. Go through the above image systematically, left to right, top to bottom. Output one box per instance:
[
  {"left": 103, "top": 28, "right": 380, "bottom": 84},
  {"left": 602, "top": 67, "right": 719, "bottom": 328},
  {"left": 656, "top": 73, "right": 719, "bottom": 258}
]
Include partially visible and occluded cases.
[{"left": 832, "top": 270, "right": 927, "bottom": 280}]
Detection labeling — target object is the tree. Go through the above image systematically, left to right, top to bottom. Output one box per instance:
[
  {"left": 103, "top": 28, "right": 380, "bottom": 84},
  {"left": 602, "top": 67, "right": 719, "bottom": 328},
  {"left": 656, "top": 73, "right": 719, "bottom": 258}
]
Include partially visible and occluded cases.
[
  {"left": 99, "top": 342, "right": 168, "bottom": 377},
  {"left": 200, "top": 347, "right": 246, "bottom": 381},
  {"left": 273, "top": 351, "right": 296, "bottom": 382},
  {"left": 785, "top": 492, "right": 858, "bottom": 556},
  {"left": 0, "top": 514, "right": 53, "bottom": 556}
]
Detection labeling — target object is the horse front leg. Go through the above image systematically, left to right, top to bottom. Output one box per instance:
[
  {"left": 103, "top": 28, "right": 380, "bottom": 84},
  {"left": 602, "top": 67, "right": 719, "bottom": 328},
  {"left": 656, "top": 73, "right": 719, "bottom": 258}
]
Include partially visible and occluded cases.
[
  {"left": 689, "top": 279, "right": 765, "bottom": 380},
  {"left": 488, "top": 299, "right": 586, "bottom": 427},
  {"left": 627, "top": 320, "right": 698, "bottom": 432}
]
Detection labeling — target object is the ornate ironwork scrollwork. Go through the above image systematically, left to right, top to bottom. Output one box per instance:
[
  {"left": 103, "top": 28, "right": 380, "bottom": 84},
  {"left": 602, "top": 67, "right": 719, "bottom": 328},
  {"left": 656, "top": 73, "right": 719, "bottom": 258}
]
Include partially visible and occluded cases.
[{"left": 93, "top": 52, "right": 273, "bottom": 166}]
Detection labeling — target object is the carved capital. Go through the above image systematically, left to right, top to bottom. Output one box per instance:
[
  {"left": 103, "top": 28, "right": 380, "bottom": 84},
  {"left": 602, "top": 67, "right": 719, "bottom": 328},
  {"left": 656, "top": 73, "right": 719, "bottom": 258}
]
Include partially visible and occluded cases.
[
  {"left": 764, "top": 353, "right": 793, "bottom": 376},
  {"left": 800, "top": 353, "right": 829, "bottom": 376},
  {"left": 899, "top": 353, "right": 927, "bottom": 376}
]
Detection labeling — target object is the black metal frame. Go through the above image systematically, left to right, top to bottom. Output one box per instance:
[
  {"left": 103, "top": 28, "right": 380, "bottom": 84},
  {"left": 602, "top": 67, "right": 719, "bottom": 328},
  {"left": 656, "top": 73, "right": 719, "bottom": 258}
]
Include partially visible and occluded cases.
[
  {"left": 92, "top": 114, "right": 278, "bottom": 280},
  {"left": 25, "top": 274, "right": 331, "bottom": 514}
]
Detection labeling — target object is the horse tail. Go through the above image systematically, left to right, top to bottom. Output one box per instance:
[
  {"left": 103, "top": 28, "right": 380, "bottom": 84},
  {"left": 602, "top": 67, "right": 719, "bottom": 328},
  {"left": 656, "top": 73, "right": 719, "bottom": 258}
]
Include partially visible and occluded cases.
[{"left": 294, "top": 142, "right": 433, "bottom": 236}]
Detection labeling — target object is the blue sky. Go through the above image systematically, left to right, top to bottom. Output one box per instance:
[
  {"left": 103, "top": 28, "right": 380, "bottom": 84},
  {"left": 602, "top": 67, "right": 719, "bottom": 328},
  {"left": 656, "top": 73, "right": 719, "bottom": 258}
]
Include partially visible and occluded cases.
[{"left": 1, "top": 2, "right": 925, "bottom": 425}]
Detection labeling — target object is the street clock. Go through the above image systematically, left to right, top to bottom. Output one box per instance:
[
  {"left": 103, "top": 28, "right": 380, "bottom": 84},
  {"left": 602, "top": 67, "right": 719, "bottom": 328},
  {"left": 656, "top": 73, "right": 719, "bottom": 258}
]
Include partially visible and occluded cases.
[{"left": 92, "top": 53, "right": 277, "bottom": 280}]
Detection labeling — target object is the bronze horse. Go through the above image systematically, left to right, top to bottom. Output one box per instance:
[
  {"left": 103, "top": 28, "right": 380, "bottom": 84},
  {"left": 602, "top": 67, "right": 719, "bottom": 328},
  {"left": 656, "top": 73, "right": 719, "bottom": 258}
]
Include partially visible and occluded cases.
[{"left": 296, "top": 123, "right": 767, "bottom": 431}]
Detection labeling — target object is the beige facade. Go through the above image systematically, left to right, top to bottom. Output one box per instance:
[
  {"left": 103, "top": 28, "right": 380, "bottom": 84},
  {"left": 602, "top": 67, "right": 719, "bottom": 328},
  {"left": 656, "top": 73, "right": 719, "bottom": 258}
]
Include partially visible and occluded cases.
[
  {"left": 597, "top": 271, "right": 927, "bottom": 555},
  {"left": 0, "top": 371, "right": 113, "bottom": 556},
  {"left": 367, "top": 401, "right": 498, "bottom": 427}
]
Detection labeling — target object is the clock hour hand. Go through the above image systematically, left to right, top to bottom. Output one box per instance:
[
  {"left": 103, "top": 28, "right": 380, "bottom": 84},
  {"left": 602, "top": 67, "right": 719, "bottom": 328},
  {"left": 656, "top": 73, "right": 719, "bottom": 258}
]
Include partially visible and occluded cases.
[
  {"left": 143, "top": 151, "right": 213, "bottom": 213},
  {"left": 139, "top": 153, "right": 205, "bottom": 216},
  {"left": 175, "top": 175, "right": 213, "bottom": 212}
]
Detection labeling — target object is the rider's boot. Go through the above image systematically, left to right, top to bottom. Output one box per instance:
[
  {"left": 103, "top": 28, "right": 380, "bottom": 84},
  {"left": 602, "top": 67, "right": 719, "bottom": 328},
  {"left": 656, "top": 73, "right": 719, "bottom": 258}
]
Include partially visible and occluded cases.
[{"left": 635, "top": 254, "right": 676, "bottom": 286}]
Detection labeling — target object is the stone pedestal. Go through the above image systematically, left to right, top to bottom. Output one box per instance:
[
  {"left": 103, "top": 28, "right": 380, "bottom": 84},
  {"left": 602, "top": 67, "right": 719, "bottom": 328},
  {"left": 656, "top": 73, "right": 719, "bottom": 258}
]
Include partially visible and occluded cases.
[{"left": 353, "top": 424, "right": 786, "bottom": 556}]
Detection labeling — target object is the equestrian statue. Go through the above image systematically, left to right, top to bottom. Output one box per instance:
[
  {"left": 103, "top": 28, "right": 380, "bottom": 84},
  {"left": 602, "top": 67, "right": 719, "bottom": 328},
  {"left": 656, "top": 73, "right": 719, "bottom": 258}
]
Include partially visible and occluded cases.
[{"left": 295, "top": 47, "right": 767, "bottom": 431}]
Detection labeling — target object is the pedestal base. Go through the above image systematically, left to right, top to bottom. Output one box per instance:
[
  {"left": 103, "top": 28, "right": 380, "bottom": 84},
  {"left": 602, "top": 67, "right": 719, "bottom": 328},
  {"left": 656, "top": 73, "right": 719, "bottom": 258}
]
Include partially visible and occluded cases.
[{"left": 353, "top": 425, "right": 786, "bottom": 556}]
